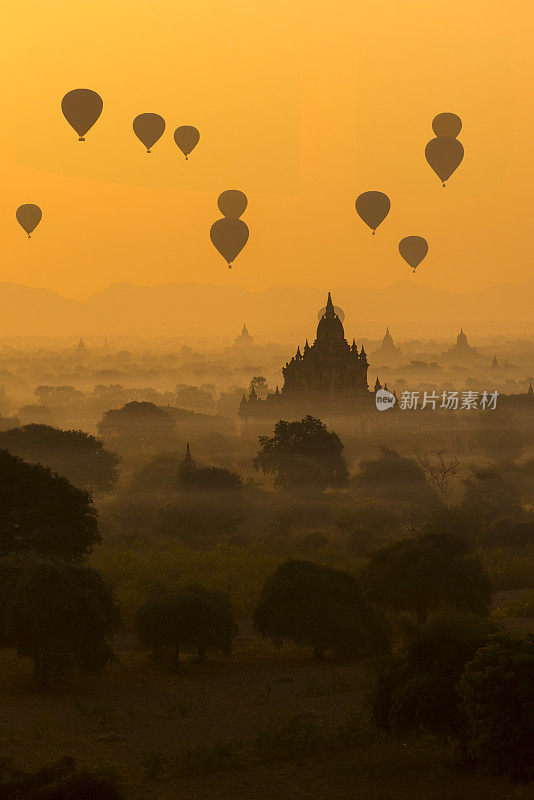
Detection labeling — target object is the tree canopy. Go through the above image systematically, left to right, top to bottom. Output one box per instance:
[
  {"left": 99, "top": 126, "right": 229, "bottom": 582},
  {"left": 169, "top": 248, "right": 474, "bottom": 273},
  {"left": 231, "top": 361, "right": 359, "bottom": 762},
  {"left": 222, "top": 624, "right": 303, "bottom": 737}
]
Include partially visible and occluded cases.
[
  {"left": 97, "top": 401, "right": 176, "bottom": 453},
  {"left": 254, "top": 416, "right": 348, "bottom": 489},
  {"left": 0, "top": 424, "right": 119, "bottom": 492},
  {"left": 353, "top": 447, "right": 437, "bottom": 506},
  {"left": 0, "top": 449, "right": 100, "bottom": 560},
  {"left": 360, "top": 531, "right": 492, "bottom": 624},
  {"left": 0, "top": 552, "right": 119, "bottom": 688},
  {"left": 254, "top": 559, "right": 390, "bottom": 660},
  {"left": 135, "top": 586, "right": 237, "bottom": 670},
  {"left": 370, "top": 610, "right": 495, "bottom": 742},
  {"left": 459, "top": 633, "right": 534, "bottom": 781}
]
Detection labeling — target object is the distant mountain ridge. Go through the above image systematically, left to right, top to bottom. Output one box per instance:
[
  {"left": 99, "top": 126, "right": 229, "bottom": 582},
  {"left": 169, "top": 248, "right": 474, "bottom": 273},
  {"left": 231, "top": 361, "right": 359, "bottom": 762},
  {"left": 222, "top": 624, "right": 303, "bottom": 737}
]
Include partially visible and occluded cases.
[{"left": 0, "top": 279, "right": 533, "bottom": 339}]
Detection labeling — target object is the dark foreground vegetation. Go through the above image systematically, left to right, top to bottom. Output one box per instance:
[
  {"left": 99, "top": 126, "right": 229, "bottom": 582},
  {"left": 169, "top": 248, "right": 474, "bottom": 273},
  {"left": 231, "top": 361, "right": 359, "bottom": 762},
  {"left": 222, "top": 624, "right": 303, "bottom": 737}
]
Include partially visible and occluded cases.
[{"left": 0, "top": 411, "right": 533, "bottom": 799}]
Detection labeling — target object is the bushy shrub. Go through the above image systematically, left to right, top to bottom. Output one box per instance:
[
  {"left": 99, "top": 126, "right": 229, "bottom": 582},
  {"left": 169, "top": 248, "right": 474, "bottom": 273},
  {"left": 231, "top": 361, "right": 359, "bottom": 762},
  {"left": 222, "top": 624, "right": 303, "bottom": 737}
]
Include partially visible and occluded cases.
[
  {"left": 0, "top": 449, "right": 99, "bottom": 560},
  {"left": 360, "top": 532, "right": 492, "bottom": 624},
  {"left": 0, "top": 553, "right": 119, "bottom": 688},
  {"left": 254, "top": 559, "right": 390, "bottom": 660},
  {"left": 135, "top": 585, "right": 237, "bottom": 670},
  {"left": 369, "top": 611, "right": 495, "bottom": 743},
  {"left": 459, "top": 633, "right": 534, "bottom": 781}
]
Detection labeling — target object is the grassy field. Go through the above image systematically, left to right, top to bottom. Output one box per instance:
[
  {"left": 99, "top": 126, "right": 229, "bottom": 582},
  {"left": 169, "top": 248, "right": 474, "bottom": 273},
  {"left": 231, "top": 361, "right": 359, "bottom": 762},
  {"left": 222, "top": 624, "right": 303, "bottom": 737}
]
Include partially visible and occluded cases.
[{"left": 0, "top": 624, "right": 532, "bottom": 800}]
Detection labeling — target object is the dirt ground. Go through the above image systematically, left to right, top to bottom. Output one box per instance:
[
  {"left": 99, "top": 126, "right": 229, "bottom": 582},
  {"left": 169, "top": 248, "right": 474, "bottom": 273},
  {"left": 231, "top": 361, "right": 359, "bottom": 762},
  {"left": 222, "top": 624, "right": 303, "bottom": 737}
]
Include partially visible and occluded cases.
[{"left": 0, "top": 623, "right": 532, "bottom": 800}]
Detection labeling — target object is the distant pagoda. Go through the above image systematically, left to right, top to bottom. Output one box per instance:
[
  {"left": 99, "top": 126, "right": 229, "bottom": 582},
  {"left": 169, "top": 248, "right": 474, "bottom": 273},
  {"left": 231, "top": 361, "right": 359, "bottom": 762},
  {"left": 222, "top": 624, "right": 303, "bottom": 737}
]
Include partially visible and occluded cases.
[
  {"left": 226, "top": 322, "right": 254, "bottom": 355},
  {"left": 374, "top": 326, "right": 401, "bottom": 361},
  {"left": 441, "top": 327, "right": 481, "bottom": 362}
]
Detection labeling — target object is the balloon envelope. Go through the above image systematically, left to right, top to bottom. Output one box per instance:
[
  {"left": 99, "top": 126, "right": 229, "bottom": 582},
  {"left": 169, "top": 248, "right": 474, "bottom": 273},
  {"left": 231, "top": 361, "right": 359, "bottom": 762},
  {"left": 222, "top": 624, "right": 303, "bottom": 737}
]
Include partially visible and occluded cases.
[
  {"left": 61, "top": 89, "right": 103, "bottom": 140},
  {"left": 432, "top": 112, "right": 462, "bottom": 138},
  {"left": 133, "top": 113, "right": 165, "bottom": 152},
  {"left": 174, "top": 126, "right": 200, "bottom": 158},
  {"left": 425, "top": 137, "right": 464, "bottom": 184},
  {"left": 218, "top": 190, "right": 248, "bottom": 219},
  {"left": 355, "top": 191, "right": 391, "bottom": 233},
  {"left": 16, "top": 204, "right": 42, "bottom": 237},
  {"left": 210, "top": 218, "right": 249, "bottom": 267},
  {"left": 399, "top": 236, "right": 428, "bottom": 271}
]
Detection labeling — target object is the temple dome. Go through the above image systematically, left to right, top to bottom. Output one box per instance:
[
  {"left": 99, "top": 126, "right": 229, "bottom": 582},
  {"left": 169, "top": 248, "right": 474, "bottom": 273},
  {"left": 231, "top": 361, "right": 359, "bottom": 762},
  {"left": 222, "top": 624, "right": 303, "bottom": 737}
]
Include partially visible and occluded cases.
[{"left": 316, "top": 292, "right": 345, "bottom": 342}]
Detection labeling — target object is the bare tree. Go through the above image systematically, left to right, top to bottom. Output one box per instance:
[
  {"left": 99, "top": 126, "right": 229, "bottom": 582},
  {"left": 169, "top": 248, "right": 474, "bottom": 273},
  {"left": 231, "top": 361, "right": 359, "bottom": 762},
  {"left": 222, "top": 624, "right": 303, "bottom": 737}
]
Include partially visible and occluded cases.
[{"left": 417, "top": 450, "right": 460, "bottom": 505}]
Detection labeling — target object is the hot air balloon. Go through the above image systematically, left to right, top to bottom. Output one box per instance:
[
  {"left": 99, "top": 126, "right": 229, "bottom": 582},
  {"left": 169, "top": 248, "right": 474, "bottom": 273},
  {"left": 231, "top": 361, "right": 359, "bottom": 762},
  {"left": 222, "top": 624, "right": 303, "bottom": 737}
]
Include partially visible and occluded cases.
[
  {"left": 61, "top": 89, "right": 103, "bottom": 141},
  {"left": 133, "top": 113, "right": 165, "bottom": 153},
  {"left": 432, "top": 113, "right": 462, "bottom": 139},
  {"left": 174, "top": 126, "right": 200, "bottom": 159},
  {"left": 425, "top": 137, "right": 464, "bottom": 186},
  {"left": 218, "top": 190, "right": 248, "bottom": 219},
  {"left": 355, "top": 191, "right": 391, "bottom": 234},
  {"left": 16, "top": 204, "right": 42, "bottom": 238},
  {"left": 210, "top": 218, "right": 249, "bottom": 268},
  {"left": 399, "top": 236, "right": 428, "bottom": 273}
]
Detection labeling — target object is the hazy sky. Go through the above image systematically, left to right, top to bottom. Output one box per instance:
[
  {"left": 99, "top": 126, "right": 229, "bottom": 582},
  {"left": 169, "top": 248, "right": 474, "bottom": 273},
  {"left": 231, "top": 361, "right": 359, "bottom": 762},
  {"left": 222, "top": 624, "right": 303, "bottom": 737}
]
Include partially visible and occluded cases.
[{"left": 1, "top": 0, "right": 532, "bottom": 299}]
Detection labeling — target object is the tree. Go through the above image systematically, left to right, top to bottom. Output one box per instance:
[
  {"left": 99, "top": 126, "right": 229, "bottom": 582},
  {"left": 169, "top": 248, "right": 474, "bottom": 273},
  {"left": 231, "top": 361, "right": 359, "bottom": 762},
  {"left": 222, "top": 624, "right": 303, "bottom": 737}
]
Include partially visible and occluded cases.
[
  {"left": 175, "top": 384, "right": 215, "bottom": 413},
  {"left": 97, "top": 401, "right": 176, "bottom": 453},
  {"left": 17, "top": 404, "right": 55, "bottom": 427},
  {"left": 254, "top": 416, "right": 348, "bottom": 489},
  {"left": 0, "top": 424, "right": 119, "bottom": 492},
  {"left": 353, "top": 447, "right": 437, "bottom": 506},
  {"left": 0, "top": 449, "right": 99, "bottom": 560},
  {"left": 417, "top": 450, "right": 460, "bottom": 504},
  {"left": 129, "top": 452, "right": 182, "bottom": 492},
  {"left": 180, "top": 465, "right": 242, "bottom": 492},
  {"left": 462, "top": 465, "right": 522, "bottom": 522},
  {"left": 420, "top": 505, "right": 484, "bottom": 548},
  {"left": 360, "top": 532, "right": 492, "bottom": 625},
  {"left": 0, "top": 553, "right": 119, "bottom": 689},
  {"left": 254, "top": 559, "right": 390, "bottom": 660},
  {"left": 135, "top": 586, "right": 237, "bottom": 670},
  {"left": 369, "top": 611, "right": 495, "bottom": 744},
  {"left": 459, "top": 633, "right": 534, "bottom": 781}
]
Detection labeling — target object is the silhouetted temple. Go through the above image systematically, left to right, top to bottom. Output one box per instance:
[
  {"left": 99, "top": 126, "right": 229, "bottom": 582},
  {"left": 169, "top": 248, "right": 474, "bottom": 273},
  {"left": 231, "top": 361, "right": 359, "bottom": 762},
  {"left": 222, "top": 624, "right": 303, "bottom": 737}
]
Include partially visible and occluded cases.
[
  {"left": 239, "top": 293, "right": 374, "bottom": 420},
  {"left": 374, "top": 326, "right": 401, "bottom": 361},
  {"left": 441, "top": 327, "right": 481, "bottom": 362}
]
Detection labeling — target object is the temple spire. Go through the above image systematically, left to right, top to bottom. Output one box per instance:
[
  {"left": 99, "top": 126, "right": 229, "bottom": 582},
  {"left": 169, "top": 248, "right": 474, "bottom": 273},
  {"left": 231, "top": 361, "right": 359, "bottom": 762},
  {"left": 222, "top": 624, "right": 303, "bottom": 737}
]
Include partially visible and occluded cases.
[
  {"left": 325, "top": 291, "right": 335, "bottom": 318},
  {"left": 180, "top": 443, "right": 196, "bottom": 474}
]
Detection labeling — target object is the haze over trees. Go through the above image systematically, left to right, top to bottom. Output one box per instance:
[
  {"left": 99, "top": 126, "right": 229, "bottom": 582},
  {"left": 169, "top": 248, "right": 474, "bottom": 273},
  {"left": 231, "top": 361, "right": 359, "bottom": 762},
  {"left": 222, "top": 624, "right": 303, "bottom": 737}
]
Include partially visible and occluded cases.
[
  {"left": 97, "top": 401, "right": 176, "bottom": 454},
  {"left": 0, "top": 424, "right": 119, "bottom": 492}
]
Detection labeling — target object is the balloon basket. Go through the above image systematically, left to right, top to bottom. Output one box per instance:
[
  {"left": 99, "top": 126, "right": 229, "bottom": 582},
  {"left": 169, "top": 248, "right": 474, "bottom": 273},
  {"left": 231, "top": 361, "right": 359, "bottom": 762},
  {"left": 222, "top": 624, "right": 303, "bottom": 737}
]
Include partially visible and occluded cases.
[
  {"left": 78, "top": 137, "right": 85, "bottom": 142},
  {"left": 372, "top": 230, "right": 375, "bottom": 235}
]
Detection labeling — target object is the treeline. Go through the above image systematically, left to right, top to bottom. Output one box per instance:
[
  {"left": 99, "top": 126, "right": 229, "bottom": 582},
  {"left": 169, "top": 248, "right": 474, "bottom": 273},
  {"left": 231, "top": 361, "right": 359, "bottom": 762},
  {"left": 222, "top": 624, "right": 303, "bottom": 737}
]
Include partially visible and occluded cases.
[{"left": 0, "top": 445, "right": 532, "bottom": 786}]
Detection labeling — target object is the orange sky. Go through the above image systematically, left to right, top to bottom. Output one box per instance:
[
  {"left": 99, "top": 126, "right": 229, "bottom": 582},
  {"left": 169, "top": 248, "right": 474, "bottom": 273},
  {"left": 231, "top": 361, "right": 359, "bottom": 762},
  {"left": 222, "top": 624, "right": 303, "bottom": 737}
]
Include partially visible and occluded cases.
[{"left": 1, "top": 0, "right": 533, "bottom": 300}]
